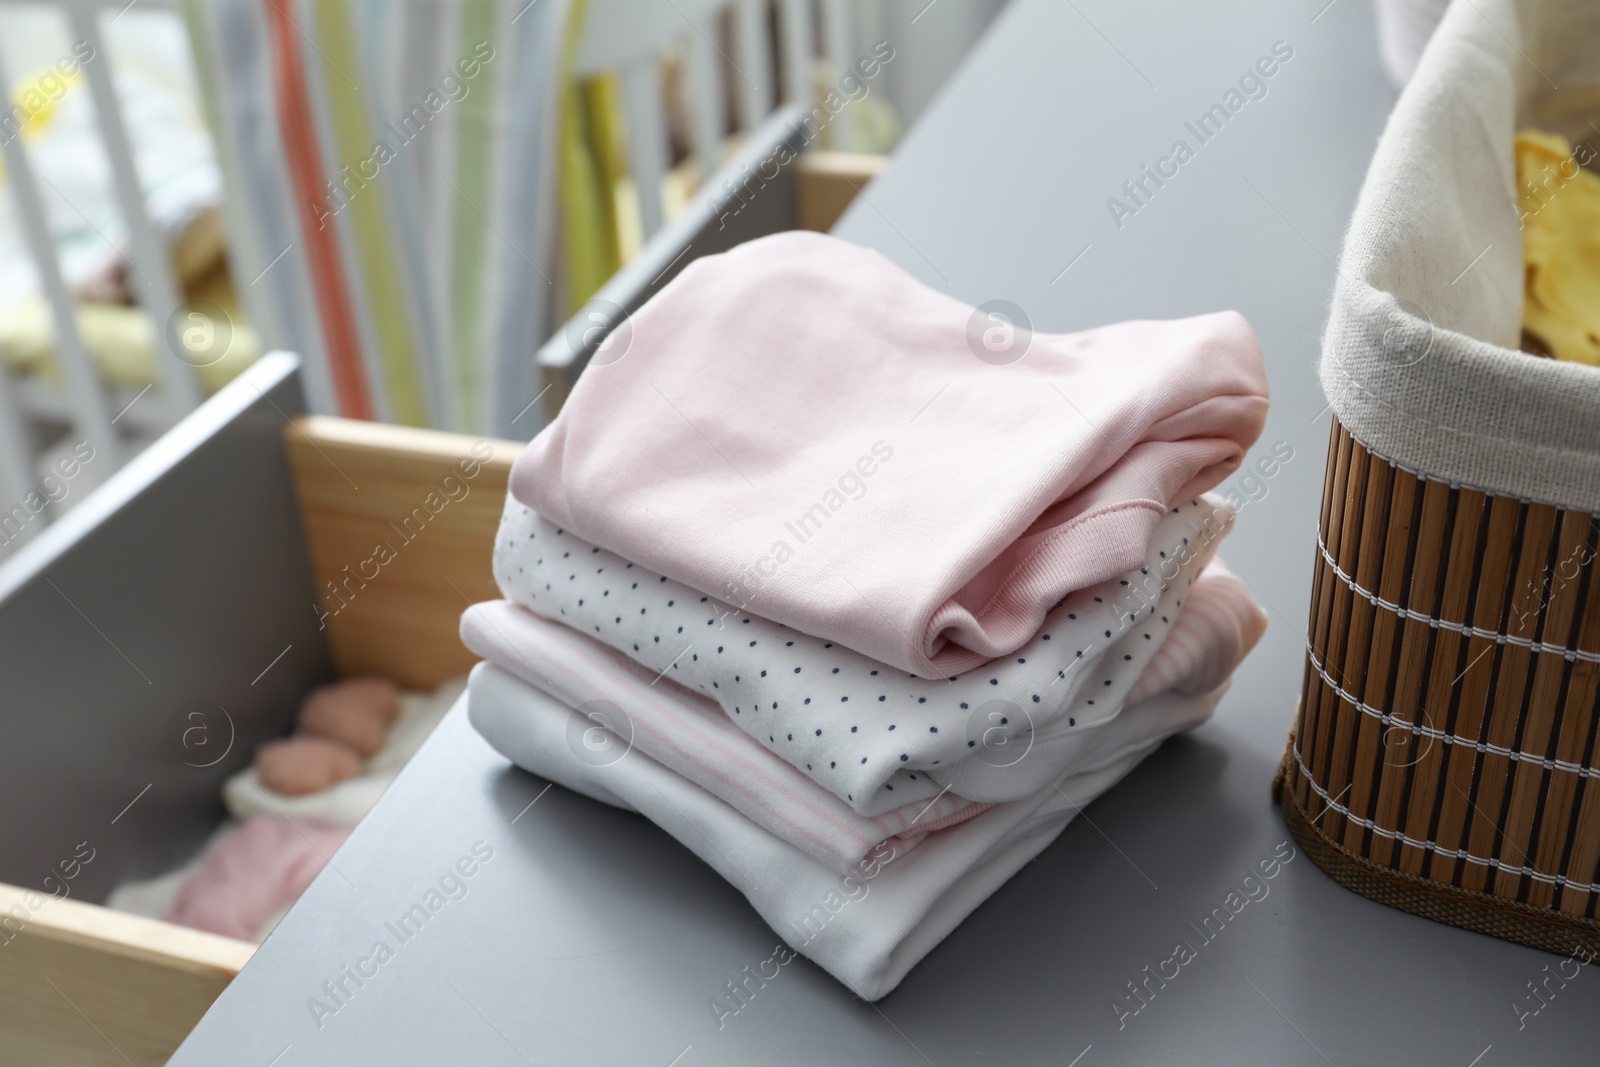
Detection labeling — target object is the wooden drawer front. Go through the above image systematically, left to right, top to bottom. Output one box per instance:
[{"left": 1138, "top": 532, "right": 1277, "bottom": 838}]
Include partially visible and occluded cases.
[{"left": 0, "top": 882, "right": 253, "bottom": 1066}]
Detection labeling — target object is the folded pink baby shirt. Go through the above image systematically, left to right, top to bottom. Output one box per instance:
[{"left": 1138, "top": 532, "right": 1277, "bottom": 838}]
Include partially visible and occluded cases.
[
  {"left": 512, "top": 231, "right": 1268, "bottom": 678},
  {"left": 166, "top": 816, "right": 350, "bottom": 941}
]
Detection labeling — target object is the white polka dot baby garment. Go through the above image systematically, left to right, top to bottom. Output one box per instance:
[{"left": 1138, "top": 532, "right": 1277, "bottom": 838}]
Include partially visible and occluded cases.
[{"left": 491, "top": 495, "right": 1232, "bottom": 816}]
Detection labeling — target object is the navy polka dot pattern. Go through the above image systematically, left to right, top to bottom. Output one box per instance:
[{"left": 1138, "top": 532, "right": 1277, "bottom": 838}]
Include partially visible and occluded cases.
[{"left": 491, "top": 497, "right": 1223, "bottom": 813}]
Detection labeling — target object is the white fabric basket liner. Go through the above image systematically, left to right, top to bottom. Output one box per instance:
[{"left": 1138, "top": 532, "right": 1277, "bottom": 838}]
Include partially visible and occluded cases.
[{"left": 1322, "top": 0, "right": 1600, "bottom": 513}]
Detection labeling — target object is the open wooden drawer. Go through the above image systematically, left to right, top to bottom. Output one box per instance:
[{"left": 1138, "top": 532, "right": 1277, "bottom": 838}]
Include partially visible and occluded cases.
[
  {"left": 0, "top": 110, "right": 890, "bottom": 1064},
  {"left": 0, "top": 354, "right": 518, "bottom": 1065}
]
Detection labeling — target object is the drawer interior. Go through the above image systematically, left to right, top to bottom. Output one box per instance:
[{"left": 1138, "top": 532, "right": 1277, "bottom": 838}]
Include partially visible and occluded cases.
[
  {"left": 0, "top": 356, "right": 516, "bottom": 1064},
  {"left": 285, "top": 415, "right": 519, "bottom": 690}
]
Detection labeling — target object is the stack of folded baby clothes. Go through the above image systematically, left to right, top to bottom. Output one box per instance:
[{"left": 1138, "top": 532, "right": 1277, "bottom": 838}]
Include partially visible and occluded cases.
[{"left": 462, "top": 231, "right": 1271, "bottom": 1000}]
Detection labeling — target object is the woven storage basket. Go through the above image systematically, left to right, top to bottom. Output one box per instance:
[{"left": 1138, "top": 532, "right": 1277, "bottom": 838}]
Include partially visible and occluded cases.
[
  {"left": 1277, "top": 0, "right": 1600, "bottom": 957},
  {"left": 1276, "top": 419, "right": 1600, "bottom": 956}
]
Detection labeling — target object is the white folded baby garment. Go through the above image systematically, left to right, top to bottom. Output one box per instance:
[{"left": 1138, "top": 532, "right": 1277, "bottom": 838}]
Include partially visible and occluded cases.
[
  {"left": 489, "top": 495, "right": 1229, "bottom": 815},
  {"left": 467, "top": 661, "right": 1225, "bottom": 1000}
]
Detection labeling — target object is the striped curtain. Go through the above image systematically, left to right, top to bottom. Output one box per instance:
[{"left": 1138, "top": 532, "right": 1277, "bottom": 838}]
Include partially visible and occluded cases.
[{"left": 181, "top": 0, "right": 569, "bottom": 436}]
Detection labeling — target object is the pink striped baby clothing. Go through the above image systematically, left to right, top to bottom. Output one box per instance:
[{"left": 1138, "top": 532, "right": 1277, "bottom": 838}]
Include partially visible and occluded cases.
[
  {"left": 511, "top": 231, "right": 1268, "bottom": 678},
  {"left": 460, "top": 553, "right": 1261, "bottom": 875},
  {"left": 1125, "top": 558, "right": 1266, "bottom": 704},
  {"left": 461, "top": 599, "right": 988, "bottom": 875}
]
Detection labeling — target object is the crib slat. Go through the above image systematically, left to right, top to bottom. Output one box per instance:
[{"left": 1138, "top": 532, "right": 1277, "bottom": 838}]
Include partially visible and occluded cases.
[
  {"left": 732, "top": 0, "right": 775, "bottom": 131},
  {"left": 778, "top": 0, "right": 814, "bottom": 106},
  {"left": 820, "top": 0, "right": 854, "bottom": 149},
  {"left": 69, "top": 7, "right": 203, "bottom": 420},
  {"left": 684, "top": 11, "right": 726, "bottom": 183},
  {"left": 0, "top": 50, "right": 119, "bottom": 480},
  {"left": 620, "top": 57, "right": 670, "bottom": 238}
]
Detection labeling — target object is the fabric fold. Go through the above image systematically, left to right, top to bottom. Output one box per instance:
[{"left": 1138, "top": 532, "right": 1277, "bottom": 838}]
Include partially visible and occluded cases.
[
  {"left": 509, "top": 230, "right": 1268, "bottom": 677},
  {"left": 487, "top": 493, "right": 1234, "bottom": 814},
  {"left": 462, "top": 548, "right": 1265, "bottom": 874},
  {"left": 462, "top": 600, "right": 986, "bottom": 875},
  {"left": 467, "top": 661, "right": 1226, "bottom": 1001}
]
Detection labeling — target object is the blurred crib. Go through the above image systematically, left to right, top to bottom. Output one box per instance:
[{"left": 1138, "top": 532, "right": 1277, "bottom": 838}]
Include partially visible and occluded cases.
[
  {"left": 0, "top": 0, "right": 941, "bottom": 560},
  {"left": 0, "top": 0, "right": 214, "bottom": 554}
]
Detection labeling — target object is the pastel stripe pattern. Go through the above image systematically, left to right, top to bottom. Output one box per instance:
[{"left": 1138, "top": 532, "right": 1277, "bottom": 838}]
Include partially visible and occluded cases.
[
  {"left": 185, "top": 0, "right": 339, "bottom": 414},
  {"left": 261, "top": 0, "right": 373, "bottom": 419},
  {"left": 308, "top": 0, "right": 431, "bottom": 426},
  {"left": 448, "top": 0, "right": 499, "bottom": 431},
  {"left": 485, "top": 0, "right": 565, "bottom": 434},
  {"left": 1125, "top": 559, "right": 1268, "bottom": 704}
]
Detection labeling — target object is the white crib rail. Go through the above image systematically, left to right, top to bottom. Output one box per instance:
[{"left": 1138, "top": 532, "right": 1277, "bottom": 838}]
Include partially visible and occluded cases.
[
  {"left": 0, "top": 0, "right": 200, "bottom": 547},
  {"left": 778, "top": 0, "right": 815, "bottom": 107},
  {"left": 819, "top": 0, "right": 854, "bottom": 150},
  {"left": 68, "top": 3, "right": 201, "bottom": 422},
  {"left": 0, "top": 41, "right": 120, "bottom": 480}
]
